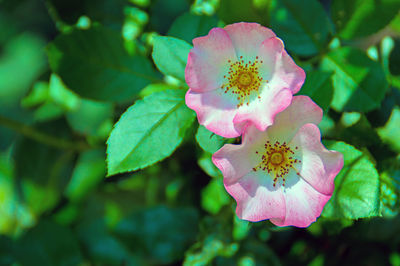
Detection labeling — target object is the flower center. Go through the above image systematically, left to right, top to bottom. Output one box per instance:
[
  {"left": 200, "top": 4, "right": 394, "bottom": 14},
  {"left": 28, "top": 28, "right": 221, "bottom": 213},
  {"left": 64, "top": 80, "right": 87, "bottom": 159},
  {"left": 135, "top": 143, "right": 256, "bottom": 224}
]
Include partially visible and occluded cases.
[
  {"left": 221, "top": 56, "right": 267, "bottom": 107},
  {"left": 238, "top": 73, "right": 252, "bottom": 86},
  {"left": 253, "top": 141, "right": 301, "bottom": 187},
  {"left": 270, "top": 152, "right": 283, "bottom": 165}
]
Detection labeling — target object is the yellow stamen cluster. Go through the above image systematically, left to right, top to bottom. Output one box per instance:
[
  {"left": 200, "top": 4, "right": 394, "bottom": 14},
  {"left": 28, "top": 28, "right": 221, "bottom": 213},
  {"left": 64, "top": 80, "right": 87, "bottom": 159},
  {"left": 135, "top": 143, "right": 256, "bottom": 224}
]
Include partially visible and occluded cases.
[
  {"left": 221, "top": 56, "right": 266, "bottom": 107},
  {"left": 253, "top": 141, "right": 301, "bottom": 187}
]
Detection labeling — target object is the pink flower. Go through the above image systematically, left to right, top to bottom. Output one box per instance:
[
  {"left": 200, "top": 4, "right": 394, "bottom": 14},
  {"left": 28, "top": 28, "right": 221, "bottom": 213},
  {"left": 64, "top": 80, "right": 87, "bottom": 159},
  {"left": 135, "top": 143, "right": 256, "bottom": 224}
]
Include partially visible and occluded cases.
[
  {"left": 185, "top": 22, "right": 305, "bottom": 138},
  {"left": 212, "top": 96, "right": 343, "bottom": 227}
]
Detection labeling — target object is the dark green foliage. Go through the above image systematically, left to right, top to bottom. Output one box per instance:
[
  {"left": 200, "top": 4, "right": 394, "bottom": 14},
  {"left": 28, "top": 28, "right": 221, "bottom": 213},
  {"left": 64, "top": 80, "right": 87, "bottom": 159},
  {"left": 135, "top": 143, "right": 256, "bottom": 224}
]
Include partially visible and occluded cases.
[
  {"left": 149, "top": 0, "right": 190, "bottom": 34},
  {"left": 217, "top": 0, "right": 268, "bottom": 25},
  {"left": 269, "top": 0, "right": 333, "bottom": 56},
  {"left": 332, "top": 0, "right": 400, "bottom": 39},
  {"left": 168, "top": 13, "right": 219, "bottom": 44},
  {"left": 47, "top": 26, "right": 161, "bottom": 102},
  {"left": 321, "top": 47, "right": 388, "bottom": 112},
  {"left": 299, "top": 70, "right": 333, "bottom": 112},
  {"left": 115, "top": 206, "right": 199, "bottom": 264},
  {"left": 15, "top": 220, "right": 83, "bottom": 266},
  {"left": 0, "top": 236, "right": 14, "bottom": 265}
]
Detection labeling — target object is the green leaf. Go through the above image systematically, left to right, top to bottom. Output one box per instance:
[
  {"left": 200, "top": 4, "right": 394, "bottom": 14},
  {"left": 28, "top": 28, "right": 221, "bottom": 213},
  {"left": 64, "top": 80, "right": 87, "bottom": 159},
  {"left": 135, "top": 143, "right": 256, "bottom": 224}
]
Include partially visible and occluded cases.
[
  {"left": 149, "top": 0, "right": 190, "bottom": 34},
  {"left": 191, "top": 0, "right": 219, "bottom": 15},
  {"left": 217, "top": 0, "right": 266, "bottom": 25},
  {"left": 269, "top": 0, "right": 333, "bottom": 56},
  {"left": 332, "top": 0, "right": 400, "bottom": 39},
  {"left": 0, "top": 12, "right": 18, "bottom": 44},
  {"left": 168, "top": 13, "right": 219, "bottom": 43},
  {"left": 47, "top": 26, "right": 160, "bottom": 102},
  {"left": 0, "top": 33, "right": 47, "bottom": 104},
  {"left": 152, "top": 36, "right": 192, "bottom": 81},
  {"left": 381, "top": 36, "right": 395, "bottom": 79},
  {"left": 389, "top": 39, "right": 400, "bottom": 76},
  {"left": 321, "top": 47, "right": 388, "bottom": 112},
  {"left": 299, "top": 70, "right": 333, "bottom": 112},
  {"left": 48, "top": 74, "right": 80, "bottom": 112},
  {"left": 22, "top": 75, "right": 83, "bottom": 123},
  {"left": 20, "top": 78, "right": 68, "bottom": 122},
  {"left": 21, "top": 81, "right": 49, "bottom": 108},
  {"left": 139, "top": 83, "right": 176, "bottom": 98},
  {"left": 107, "top": 89, "right": 195, "bottom": 175},
  {"left": 66, "top": 99, "right": 113, "bottom": 138},
  {"left": 33, "top": 102, "right": 64, "bottom": 122},
  {"left": 377, "top": 107, "right": 400, "bottom": 153},
  {"left": 340, "top": 112, "right": 361, "bottom": 127},
  {"left": 319, "top": 114, "right": 335, "bottom": 138},
  {"left": 337, "top": 114, "right": 380, "bottom": 147},
  {"left": 196, "top": 125, "right": 233, "bottom": 154},
  {"left": 14, "top": 135, "right": 74, "bottom": 216},
  {"left": 322, "top": 141, "right": 380, "bottom": 220},
  {"left": 65, "top": 149, "right": 106, "bottom": 202},
  {"left": 0, "top": 152, "right": 34, "bottom": 235},
  {"left": 198, "top": 152, "right": 223, "bottom": 179},
  {"left": 380, "top": 171, "right": 399, "bottom": 218},
  {"left": 201, "top": 178, "right": 230, "bottom": 214},
  {"left": 53, "top": 204, "right": 79, "bottom": 226},
  {"left": 115, "top": 206, "right": 199, "bottom": 264},
  {"left": 232, "top": 216, "right": 250, "bottom": 241},
  {"left": 76, "top": 218, "right": 141, "bottom": 265},
  {"left": 15, "top": 220, "right": 83, "bottom": 266},
  {"left": 184, "top": 235, "right": 238, "bottom": 266},
  {"left": 0, "top": 236, "right": 14, "bottom": 265},
  {"left": 239, "top": 240, "right": 280, "bottom": 266},
  {"left": 391, "top": 253, "right": 400, "bottom": 266}
]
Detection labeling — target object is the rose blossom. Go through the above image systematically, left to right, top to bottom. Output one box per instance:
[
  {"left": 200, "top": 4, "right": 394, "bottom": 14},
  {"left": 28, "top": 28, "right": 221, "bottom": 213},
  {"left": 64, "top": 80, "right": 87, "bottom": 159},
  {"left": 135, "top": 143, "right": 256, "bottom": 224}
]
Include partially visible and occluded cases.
[
  {"left": 185, "top": 22, "right": 305, "bottom": 138},
  {"left": 212, "top": 96, "right": 343, "bottom": 227}
]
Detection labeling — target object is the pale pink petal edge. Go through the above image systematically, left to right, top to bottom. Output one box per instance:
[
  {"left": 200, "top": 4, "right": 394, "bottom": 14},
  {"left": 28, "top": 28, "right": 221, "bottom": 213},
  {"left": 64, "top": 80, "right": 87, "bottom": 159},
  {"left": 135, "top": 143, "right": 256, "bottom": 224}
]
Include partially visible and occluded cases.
[
  {"left": 185, "top": 27, "right": 236, "bottom": 93},
  {"left": 185, "top": 89, "right": 243, "bottom": 138},
  {"left": 233, "top": 89, "right": 294, "bottom": 132},
  {"left": 293, "top": 123, "right": 344, "bottom": 195},
  {"left": 270, "top": 178, "right": 332, "bottom": 227}
]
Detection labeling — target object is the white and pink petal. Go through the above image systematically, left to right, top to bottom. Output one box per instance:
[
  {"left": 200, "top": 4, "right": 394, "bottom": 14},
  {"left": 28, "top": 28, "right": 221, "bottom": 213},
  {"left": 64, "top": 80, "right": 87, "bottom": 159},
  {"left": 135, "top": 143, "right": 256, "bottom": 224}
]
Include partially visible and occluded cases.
[
  {"left": 224, "top": 22, "right": 276, "bottom": 60},
  {"left": 186, "top": 28, "right": 237, "bottom": 93},
  {"left": 257, "top": 37, "right": 305, "bottom": 94},
  {"left": 233, "top": 87, "right": 293, "bottom": 133},
  {"left": 186, "top": 89, "right": 242, "bottom": 138},
  {"left": 267, "top": 96, "right": 323, "bottom": 143},
  {"left": 290, "top": 123, "right": 344, "bottom": 195},
  {"left": 212, "top": 139, "right": 261, "bottom": 185},
  {"left": 225, "top": 171, "right": 286, "bottom": 222},
  {"left": 270, "top": 174, "right": 331, "bottom": 227}
]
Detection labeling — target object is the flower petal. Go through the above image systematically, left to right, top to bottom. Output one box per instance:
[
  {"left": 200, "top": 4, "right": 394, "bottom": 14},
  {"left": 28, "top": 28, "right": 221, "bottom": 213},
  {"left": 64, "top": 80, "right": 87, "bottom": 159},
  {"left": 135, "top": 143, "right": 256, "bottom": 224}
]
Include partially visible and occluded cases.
[
  {"left": 224, "top": 22, "right": 276, "bottom": 60},
  {"left": 186, "top": 28, "right": 237, "bottom": 92},
  {"left": 258, "top": 37, "right": 305, "bottom": 94},
  {"left": 231, "top": 38, "right": 307, "bottom": 133},
  {"left": 233, "top": 88, "right": 293, "bottom": 132},
  {"left": 186, "top": 89, "right": 244, "bottom": 138},
  {"left": 267, "top": 96, "right": 323, "bottom": 143},
  {"left": 290, "top": 123, "right": 344, "bottom": 195},
  {"left": 213, "top": 130, "right": 286, "bottom": 222},
  {"left": 212, "top": 139, "right": 261, "bottom": 185},
  {"left": 224, "top": 171, "right": 286, "bottom": 222},
  {"left": 270, "top": 174, "right": 331, "bottom": 227}
]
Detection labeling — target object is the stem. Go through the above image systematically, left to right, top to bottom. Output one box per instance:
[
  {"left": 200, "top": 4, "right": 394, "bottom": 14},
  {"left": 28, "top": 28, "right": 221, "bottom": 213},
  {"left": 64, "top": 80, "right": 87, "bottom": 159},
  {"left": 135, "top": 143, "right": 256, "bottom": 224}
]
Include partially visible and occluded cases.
[
  {"left": 42, "top": 0, "right": 70, "bottom": 32},
  {"left": 0, "top": 115, "right": 92, "bottom": 151}
]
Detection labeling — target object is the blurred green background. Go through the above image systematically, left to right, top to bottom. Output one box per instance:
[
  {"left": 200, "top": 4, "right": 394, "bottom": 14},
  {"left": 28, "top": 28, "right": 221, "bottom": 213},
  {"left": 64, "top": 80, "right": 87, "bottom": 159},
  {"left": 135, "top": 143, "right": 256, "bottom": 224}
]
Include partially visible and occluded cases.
[{"left": 0, "top": 0, "right": 400, "bottom": 265}]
